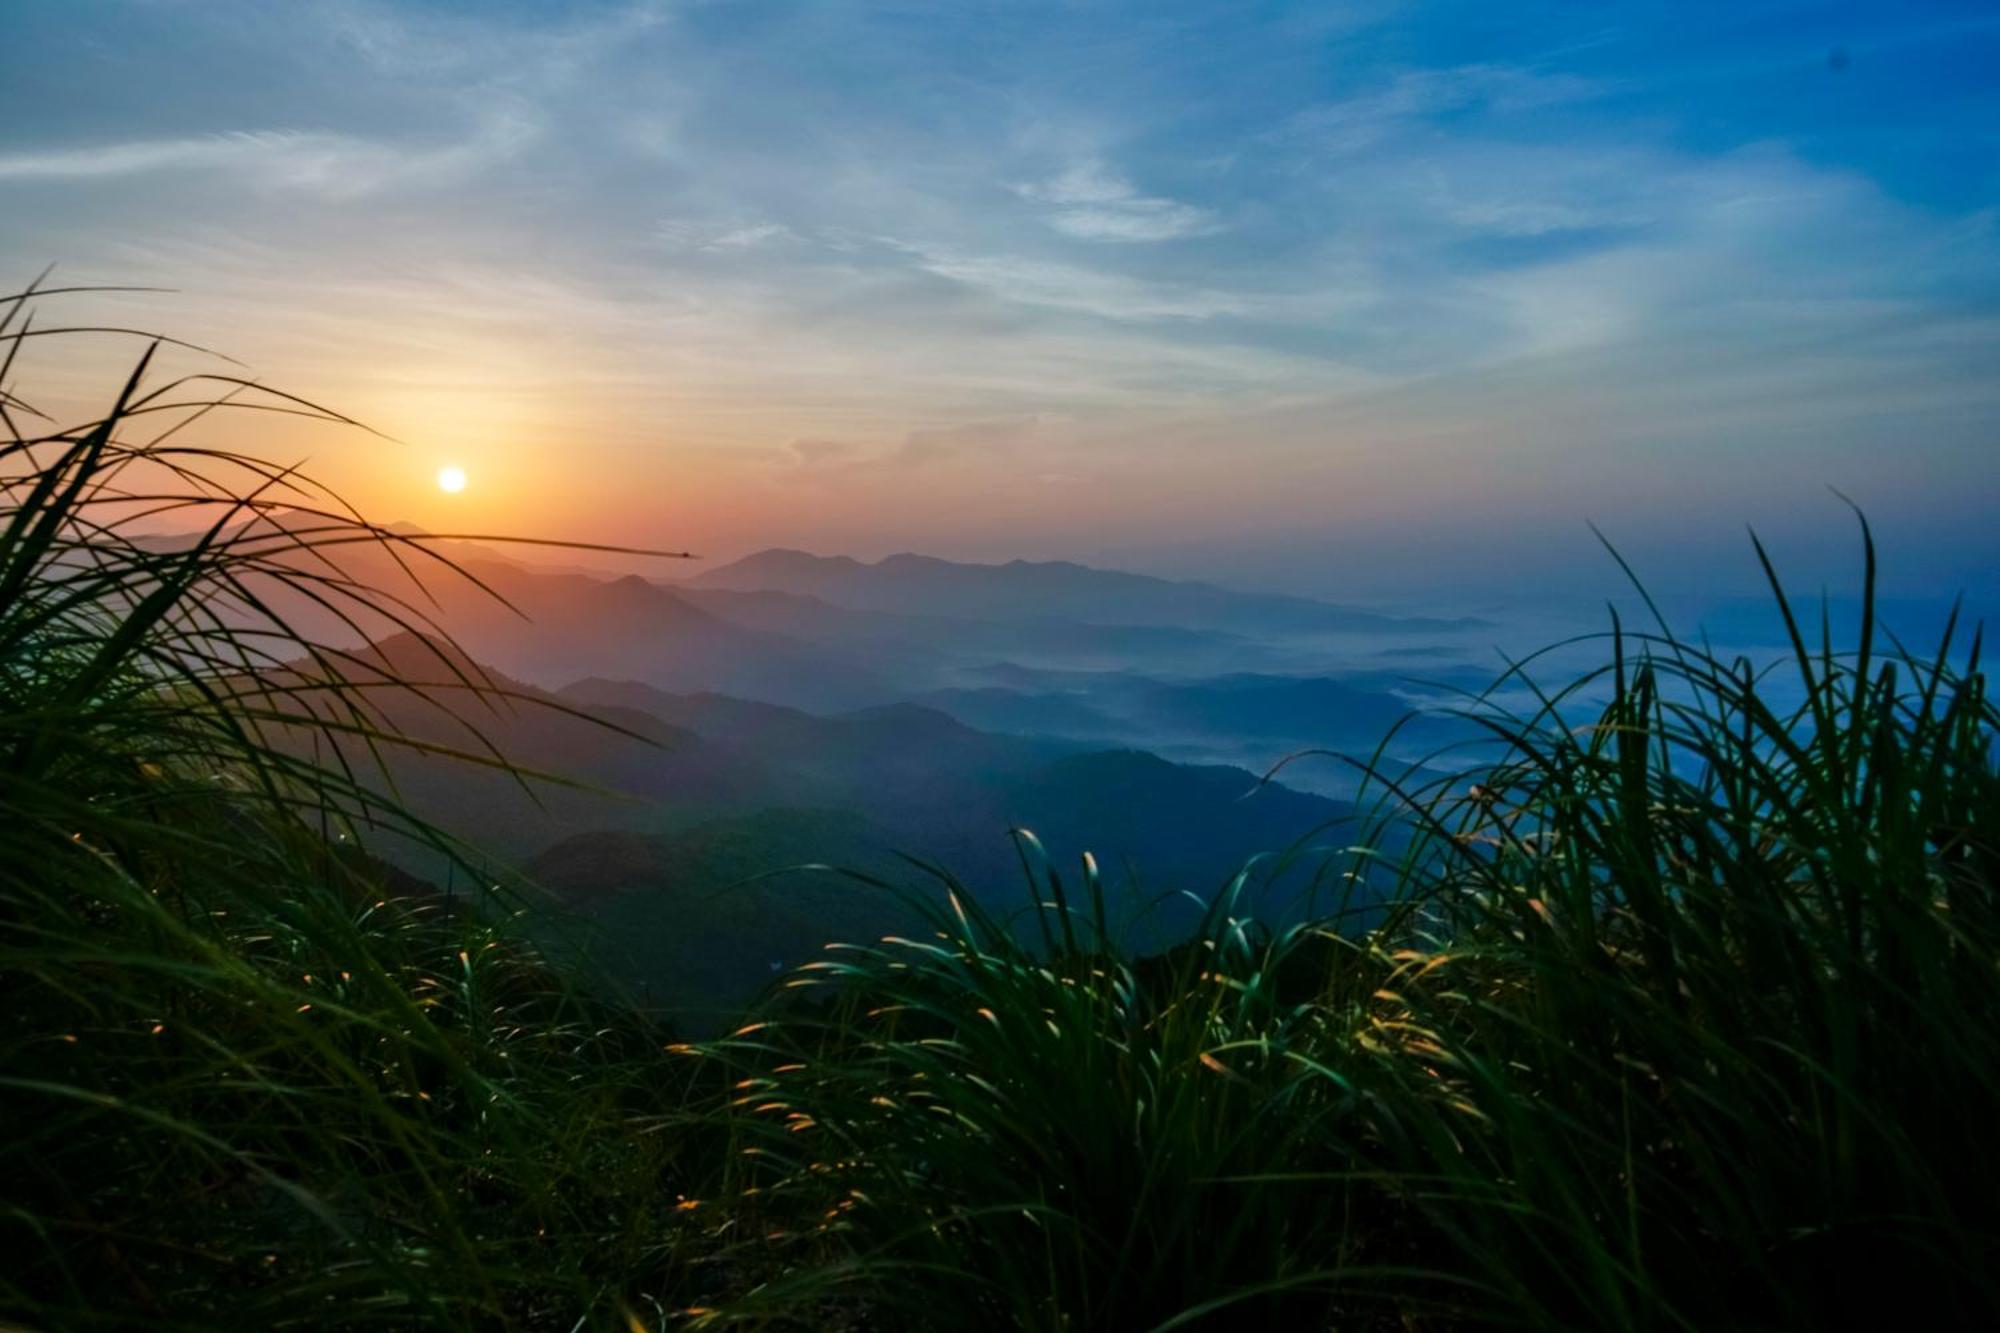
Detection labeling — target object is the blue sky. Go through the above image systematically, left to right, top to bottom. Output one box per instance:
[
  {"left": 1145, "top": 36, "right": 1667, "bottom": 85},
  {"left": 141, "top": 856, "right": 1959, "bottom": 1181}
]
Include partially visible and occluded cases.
[{"left": 1, "top": 1, "right": 1995, "bottom": 606}]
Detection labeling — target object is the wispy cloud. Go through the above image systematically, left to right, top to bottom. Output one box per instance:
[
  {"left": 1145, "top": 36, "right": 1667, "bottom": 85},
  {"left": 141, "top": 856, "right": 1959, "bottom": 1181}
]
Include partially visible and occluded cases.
[
  {"left": 318, "top": 0, "right": 674, "bottom": 83},
  {"left": 1276, "top": 63, "right": 1606, "bottom": 157},
  {"left": 0, "top": 119, "right": 534, "bottom": 197},
  {"left": 1015, "top": 163, "right": 1220, "bottom": 242},
  {"left": 657, "top": 220, "right": 800, "bottom": 252},
  {"left": 893, "top": 243, "right": 1247, "bottom": 321},
  {"left": 895, "top": 415, "right": 1038, "bottom": 465},
  {"left": 779, "top": 416, "right": 1039, "bottom": 474},
  {"left": 783, "top": 438, "right": 864, "bottom": 466}
]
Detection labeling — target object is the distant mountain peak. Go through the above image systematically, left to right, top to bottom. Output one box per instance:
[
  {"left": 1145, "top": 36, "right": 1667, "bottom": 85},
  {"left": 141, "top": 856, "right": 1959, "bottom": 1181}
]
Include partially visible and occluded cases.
[
  {"left": 694, "top": 547, "right": 1485, "bottom": 634},
  {"left": 728, "top": 547, "right": 866, "bottom": 570},
  {"left": 337, "top": 630, "right": 508, "bottom": 687},
  {"left": 835, "top": 700, "right": 978, "bottom": 737}
]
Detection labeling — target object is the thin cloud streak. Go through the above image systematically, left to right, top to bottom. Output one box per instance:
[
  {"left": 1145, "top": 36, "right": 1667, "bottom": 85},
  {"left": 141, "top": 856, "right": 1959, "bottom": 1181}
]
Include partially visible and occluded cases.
[{"left": 0, "top": 120, "right": 537, "bottom": 197}]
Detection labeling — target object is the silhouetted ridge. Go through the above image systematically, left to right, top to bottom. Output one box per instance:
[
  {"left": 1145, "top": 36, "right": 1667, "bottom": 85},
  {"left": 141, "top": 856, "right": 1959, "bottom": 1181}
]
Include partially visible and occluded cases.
[
  {"left": 693, "top": 547, "right": 1485, "bottom": 635},
  {"left": 339, "top": 629, "right": 502, "bottom": 685},
  {"left": 833, "top": 700, "right": 980, "bottom": 738}
]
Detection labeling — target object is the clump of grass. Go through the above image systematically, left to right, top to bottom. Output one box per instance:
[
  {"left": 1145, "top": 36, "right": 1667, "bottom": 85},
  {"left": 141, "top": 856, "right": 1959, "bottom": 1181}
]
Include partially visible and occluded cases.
[
  {"left": 0, "top": 281, "right": 704, "bottom": 1330},
  {"left": 1362, "top": 523, "right": 1998, "bottom": 1328},
  {"left": 689, "top": 843, "right": 1429, "bottom": 1332}
]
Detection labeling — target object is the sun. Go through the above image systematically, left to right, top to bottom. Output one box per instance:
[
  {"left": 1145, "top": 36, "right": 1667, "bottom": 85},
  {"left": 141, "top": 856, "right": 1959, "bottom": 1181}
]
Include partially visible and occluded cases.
[{"left": 436, "top": 465, "right": 467, "bottom": 494}]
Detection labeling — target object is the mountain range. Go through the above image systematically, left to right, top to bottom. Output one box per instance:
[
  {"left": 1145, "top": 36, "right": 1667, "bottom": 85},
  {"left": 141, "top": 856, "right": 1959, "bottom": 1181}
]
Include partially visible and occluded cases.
[
  {"left": 181, "top": 517, "right": 1503, "bottom": 1020},
  {"left": 688, "top": 548, "right": 1487, "bottom": 637},
  {"left": 265, "top": 633, "right": 1372, "bottom": 1021}
]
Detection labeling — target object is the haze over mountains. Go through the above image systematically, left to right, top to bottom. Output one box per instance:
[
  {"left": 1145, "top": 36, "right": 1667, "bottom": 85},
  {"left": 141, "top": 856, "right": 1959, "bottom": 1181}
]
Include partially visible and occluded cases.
[
  {"left": 221, "top": 515, "right": 1491, "bottom": 1020},
  {"left": 222, "top": 516, "right": 1957, "bottom": 1026},
  {"left": 688, "top": 548, "right": 1486, "bottom": 636},
  {"left": 268, "top": 630, "right": 1369, "bottom": 1019}
]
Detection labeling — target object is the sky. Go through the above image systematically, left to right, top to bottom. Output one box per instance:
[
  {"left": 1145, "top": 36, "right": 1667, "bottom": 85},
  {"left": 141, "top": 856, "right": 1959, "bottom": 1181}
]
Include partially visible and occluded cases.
[{"left": 2, "top": 0, "right": 1996, "bottom": 609}]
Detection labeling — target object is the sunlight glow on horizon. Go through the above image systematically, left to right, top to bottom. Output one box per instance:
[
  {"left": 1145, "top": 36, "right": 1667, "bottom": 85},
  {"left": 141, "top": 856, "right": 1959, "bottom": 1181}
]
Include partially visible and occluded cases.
[{"left": 2, "top": 0, "right": 1994, "bottom": 602}]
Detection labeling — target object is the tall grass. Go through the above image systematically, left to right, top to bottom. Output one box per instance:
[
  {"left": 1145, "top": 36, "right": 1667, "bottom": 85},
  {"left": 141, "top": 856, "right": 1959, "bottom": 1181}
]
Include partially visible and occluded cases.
[
  {"left": 0, "top": 283, "right": 702, "bottom": 1330},
  {"left": 690, "top": 528, "right": 1997, "bottom": 1329},
  {"left": 1356, "top": 534, "right": 1999, "bottom": 1328},
  {"left": 688, "top": 847, "right": 1421, "bottom": 1331}
]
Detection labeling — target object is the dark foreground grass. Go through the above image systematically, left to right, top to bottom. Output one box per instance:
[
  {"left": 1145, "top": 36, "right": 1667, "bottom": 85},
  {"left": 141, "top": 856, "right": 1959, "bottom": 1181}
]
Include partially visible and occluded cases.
[
  {"left": 0, "top": 286, "right": 710, "bottom": 1329},
  {"left": 3, "top": 291, "right": 1995, "bottom": 1330}
]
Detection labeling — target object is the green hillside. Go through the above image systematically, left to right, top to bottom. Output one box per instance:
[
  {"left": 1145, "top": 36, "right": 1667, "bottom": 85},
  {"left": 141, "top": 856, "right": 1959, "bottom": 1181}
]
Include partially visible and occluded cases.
[{"left": 531, "top": 808, "right": 916, "bottom": 1021}]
